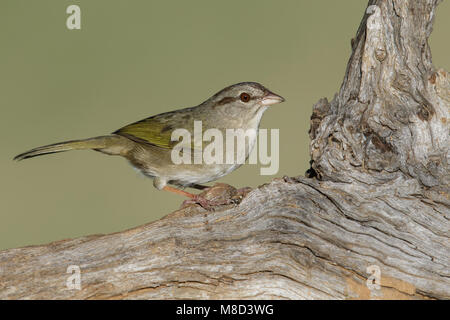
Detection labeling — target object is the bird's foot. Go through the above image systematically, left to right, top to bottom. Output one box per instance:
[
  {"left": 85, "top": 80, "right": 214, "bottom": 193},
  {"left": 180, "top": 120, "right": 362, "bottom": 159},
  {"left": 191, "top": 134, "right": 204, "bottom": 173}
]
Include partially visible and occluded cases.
[
  {"left": 181, "top": 183, "right": 252, "bottom": 211},
  {"left": 181, "top": 195, "right": 233, "bottom": 211}
]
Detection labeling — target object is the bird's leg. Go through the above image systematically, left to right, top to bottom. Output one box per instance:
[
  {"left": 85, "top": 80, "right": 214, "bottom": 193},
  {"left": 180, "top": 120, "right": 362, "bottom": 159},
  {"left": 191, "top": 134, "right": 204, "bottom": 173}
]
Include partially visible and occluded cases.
[
  {"left": 163, "top": 184, "right": 245, "bottom": 210},
  {"left": 162, "top": 185, "right": 226, "bottom": 210},
  {"left": 162, "top": 185, "right": 197, "bottom": 199}
]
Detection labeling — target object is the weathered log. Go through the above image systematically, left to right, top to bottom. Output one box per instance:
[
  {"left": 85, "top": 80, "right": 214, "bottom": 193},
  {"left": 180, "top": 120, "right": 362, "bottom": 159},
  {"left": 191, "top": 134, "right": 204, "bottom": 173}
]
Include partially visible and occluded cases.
[{"left": 0, "top": 0, "right": 448, "bottom": 299}]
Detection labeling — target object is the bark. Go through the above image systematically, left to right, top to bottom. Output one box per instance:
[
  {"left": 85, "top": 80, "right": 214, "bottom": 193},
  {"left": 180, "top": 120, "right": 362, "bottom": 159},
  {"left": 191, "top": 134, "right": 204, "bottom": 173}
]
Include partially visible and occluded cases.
[{"left": 0, "top": 0, "right": 448, "bottom": 299}]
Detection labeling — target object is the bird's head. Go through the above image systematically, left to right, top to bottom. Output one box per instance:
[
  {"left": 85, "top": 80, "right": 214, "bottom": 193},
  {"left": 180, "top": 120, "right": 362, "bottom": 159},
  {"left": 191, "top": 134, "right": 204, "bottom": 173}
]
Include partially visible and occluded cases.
[{"left": 205, "top": 82, "right": 285, "bottom": 121}]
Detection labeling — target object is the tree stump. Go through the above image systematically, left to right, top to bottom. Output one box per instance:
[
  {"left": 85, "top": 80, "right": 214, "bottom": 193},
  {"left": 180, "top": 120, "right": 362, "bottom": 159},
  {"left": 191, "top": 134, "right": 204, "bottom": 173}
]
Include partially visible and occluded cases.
[{"left": 0, "top": 0, "right": 448, "bottom": 299}]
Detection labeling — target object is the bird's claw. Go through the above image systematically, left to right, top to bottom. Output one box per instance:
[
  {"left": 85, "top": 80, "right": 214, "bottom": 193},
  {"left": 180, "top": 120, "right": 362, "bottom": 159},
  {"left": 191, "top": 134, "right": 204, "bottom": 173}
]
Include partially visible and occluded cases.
[
  {"left": 180, "top": 183, "right": 252, "bottom": 211},
  {"left": 181, "top": 196, "right": 231, "bottom": 211}
]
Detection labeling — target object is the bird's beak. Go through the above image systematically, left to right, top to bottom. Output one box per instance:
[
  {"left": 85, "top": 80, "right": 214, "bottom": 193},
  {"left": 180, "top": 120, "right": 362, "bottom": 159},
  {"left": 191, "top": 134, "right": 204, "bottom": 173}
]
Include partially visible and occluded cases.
[{"left": 261, "top": 91, "right": 285, "bottom": 106}]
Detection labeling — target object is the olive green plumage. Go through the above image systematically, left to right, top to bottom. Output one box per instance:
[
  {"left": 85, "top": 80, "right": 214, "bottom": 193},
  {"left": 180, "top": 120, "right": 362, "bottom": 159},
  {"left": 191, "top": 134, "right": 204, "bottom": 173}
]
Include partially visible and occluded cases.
[{"left": 14, "top": 82, "right": 284, "bottom": 192}]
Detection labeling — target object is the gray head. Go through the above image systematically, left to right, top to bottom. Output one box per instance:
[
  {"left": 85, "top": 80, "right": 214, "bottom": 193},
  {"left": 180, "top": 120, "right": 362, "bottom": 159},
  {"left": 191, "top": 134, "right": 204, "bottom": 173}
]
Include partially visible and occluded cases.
[{"left": 205, "top": 82, "right": 285, "bottom": 119}]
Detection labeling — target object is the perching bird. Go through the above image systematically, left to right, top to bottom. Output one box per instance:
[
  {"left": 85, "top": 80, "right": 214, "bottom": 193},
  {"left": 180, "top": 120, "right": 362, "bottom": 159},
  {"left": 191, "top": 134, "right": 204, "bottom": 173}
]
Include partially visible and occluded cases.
[{"left": 14, "top": 82, "right": 285, "bottom": 208}]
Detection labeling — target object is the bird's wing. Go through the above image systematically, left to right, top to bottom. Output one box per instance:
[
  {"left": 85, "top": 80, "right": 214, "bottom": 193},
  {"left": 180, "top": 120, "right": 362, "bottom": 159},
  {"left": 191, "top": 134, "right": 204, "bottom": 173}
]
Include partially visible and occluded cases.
[{"left": 112, "top": 110, "right": 197, "bottom": 150}]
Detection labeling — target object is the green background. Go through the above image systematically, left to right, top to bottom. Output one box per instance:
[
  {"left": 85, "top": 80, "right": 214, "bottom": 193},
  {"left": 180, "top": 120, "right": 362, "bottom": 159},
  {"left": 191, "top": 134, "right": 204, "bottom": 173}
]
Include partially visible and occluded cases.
[{"left": 0, "top": 1, "right": 448, "bottom": 250}]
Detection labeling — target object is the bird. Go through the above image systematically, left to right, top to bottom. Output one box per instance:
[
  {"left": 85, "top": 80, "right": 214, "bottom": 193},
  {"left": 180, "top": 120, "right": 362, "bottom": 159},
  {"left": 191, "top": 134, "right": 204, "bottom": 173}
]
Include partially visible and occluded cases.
[{"left": 14, "top": 82, "right": 285, "bottom": 209}]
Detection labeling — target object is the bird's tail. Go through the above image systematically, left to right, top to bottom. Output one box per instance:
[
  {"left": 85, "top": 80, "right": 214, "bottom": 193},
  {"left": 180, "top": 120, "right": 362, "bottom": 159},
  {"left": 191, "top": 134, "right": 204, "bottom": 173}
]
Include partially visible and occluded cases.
[{"left": 13, "top": 135, "right": 126, "bottom": 161}]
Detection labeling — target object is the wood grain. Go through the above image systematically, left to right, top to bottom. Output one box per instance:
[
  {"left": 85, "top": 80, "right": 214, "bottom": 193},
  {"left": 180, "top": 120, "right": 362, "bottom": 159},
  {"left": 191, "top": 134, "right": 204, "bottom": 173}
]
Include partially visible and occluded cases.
[{"left": 0, "top": 0, "right": 448, "bottom": 299}]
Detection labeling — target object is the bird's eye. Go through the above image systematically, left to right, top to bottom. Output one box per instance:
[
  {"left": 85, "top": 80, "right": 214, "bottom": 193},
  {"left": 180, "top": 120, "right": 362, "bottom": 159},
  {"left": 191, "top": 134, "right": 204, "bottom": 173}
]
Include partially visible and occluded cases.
[{"left": 240, "top": 92, "right": 251, "bottom": 103}]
